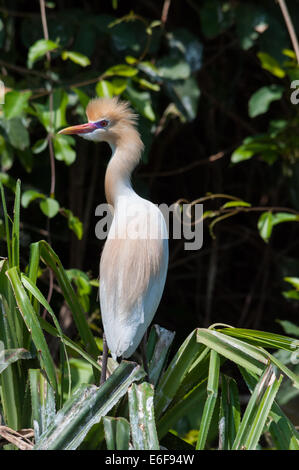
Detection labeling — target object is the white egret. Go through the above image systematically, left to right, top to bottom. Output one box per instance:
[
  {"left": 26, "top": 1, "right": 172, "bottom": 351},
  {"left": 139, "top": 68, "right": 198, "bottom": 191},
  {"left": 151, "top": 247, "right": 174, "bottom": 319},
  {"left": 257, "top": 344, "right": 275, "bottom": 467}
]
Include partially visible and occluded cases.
[{"left": 59, "top": 97, "right": 168, "bottom": 383}]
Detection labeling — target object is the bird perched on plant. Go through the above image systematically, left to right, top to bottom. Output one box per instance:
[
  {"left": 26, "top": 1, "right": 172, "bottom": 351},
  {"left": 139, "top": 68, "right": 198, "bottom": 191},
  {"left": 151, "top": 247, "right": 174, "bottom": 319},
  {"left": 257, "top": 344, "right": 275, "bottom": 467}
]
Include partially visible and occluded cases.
[{"left": 59, "top": 97, "right": 168, "bottom": 382}]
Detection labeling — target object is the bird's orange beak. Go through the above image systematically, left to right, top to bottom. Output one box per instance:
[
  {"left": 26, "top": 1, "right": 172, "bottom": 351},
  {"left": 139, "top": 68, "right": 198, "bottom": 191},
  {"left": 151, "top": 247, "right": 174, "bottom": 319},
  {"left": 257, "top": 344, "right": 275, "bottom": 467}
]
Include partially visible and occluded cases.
[{"left": 58, "top": 122, "right": 97, "bottom": 135}]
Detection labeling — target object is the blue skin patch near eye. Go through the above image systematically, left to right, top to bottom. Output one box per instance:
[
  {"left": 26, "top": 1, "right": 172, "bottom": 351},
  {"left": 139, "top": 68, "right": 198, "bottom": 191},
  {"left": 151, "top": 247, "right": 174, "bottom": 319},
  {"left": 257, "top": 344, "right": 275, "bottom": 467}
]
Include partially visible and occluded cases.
[{"left": 95, "top": 120, "right": 109, "bottom": 129}]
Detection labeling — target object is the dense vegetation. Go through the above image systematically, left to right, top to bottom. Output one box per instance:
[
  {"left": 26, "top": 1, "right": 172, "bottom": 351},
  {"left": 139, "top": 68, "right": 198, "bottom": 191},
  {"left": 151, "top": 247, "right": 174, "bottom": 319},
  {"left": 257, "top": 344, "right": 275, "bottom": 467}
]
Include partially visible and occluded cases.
[{"left": 0, "top": 0, "right": 299, "bottom": 450}]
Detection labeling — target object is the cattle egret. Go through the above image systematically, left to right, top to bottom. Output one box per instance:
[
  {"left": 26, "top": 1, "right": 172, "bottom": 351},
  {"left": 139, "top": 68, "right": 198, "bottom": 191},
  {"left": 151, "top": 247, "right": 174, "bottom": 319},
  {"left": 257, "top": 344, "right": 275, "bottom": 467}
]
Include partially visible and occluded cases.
[{"left": 59, "top": 97, "right": 168, "bottom": 383}]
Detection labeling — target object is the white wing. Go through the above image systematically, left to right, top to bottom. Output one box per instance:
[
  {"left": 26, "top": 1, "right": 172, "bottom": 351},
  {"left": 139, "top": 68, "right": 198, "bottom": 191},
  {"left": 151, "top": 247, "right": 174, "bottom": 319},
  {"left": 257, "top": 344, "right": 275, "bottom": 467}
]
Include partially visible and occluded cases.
[{"left": 100, "top": 196, "right": 168, "bottom": 358}]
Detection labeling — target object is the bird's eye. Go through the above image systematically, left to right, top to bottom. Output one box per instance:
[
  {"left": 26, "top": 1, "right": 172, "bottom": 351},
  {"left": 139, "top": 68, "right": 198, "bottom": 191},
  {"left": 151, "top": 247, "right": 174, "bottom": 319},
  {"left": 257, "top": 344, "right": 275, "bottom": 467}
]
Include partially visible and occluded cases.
[{"left": 99, "top": 119, "right": 109, "bottom": 128}]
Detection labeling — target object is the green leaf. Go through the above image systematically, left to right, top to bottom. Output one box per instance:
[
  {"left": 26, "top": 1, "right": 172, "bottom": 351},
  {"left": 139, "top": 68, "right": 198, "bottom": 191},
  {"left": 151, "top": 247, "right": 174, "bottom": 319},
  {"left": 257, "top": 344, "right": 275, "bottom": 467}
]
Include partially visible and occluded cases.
[
  {"left": 200, "top": 0, "right": 232, "bottom": 38},
  {"left": 235, "top": 4, "right": 267, "bottom": 50},
  {"left": 167, "top": 29, "right": 203, "bottom": 72},
  {"left": 28, "top": 39, "right": 59, "bottom": 68},
  {"left": 61, "top": 50, "right": 90, "bottom": 67},
  {"left": 257, "top": 52, "right": 286, "bottom": 78},
  {"left": 125, "top": 55, "right": 138, "bottom": 65},
  {"left": 156, "top": 57, "right": 191, "bottom": 80},
  {"left": 138, "top": 61, "right": 160, "bottom": 80},
  {"left": 104, "top": 64, "right": 138, "bottom": 77},
  {"left": 133, "top": 76, "right": 160, "bottom": 92},
  {"left": 165, "top": 76, "right": 200, "bottom": 121},
  {"left": 110, "top": 78, "right": 128, "bottom": 95},
  {"left": 96, "top": 80, "right": 114, "bottom": 98},
  {"left": 125, "top": 85, "right": 156, "bottom": 121},
  {"left": 248, "top": 85, "right": 284, "bottom": 118},
  {"left": 72, "top": 88, "right": 90, "bottom": 109},
  {"left": 34, "top": 89, "right": 68, "bottom": 132},
  {"left": 3, "top": 91, "right": 32, "bottom": 120},
  {"left": 3, "top": 118, "right": 30, "bottom": 151},
  {"left": 53, "top": 134, "right": 76, "bottom": 165},
  {"left": 0, "top": 135, "right": 14, "bottom": 171},
  {"left": 32, "top": 138, "right": 48, "bottom": 154},
  {"left": 231, "top": 145, "right": 255, "bottom": 164},
  {"left": 17, "top": 148, "right": 33, "bottom": 173},
  {"left": 0, "top": 172, "right": 16, "bottom": 192},
  {"left": 12, "top": 179, "right": 21, "bottom": 269},
  {"left": 0, "top": 185, "right": 11, "bottom": 264},
  {"left": 21, "top": 189, "right": 46, "bottom": 208},
  {"left": 39, "top": 198, "right": 60, "bottom": 218},
  {"left": 221, "top": 200, "right": 251, "bottom": 209},
  {"left": 61, "top": 208, "right": 83, "bottom": 240},
  {"left": 257, "top": 211, "right": 273, "bottom": 243},
  {"left": 272, "top": 212, "right": 299, "bottom": 225},
  {"left": 38, "top": 241, "right": 99, "bottom": 365},
  {"left": 6, "top": 267, "right": 58, "bottom": 392},
  {"left": 66, "top": 269, "right": 91, "bottom": 297},
  {"left": 21, "top": 273, "right": 71, "bottom": 399},
  {"left": 283, "top": 277, "right": 299, "bottom": 290},
  {"left": 282, "top": 290, "right": 299, "bottom": 301},
  {"left": 38, "top": 316, "right": 102, "bottom": 374},
  {"left": 277, "top": 320, "right": 299, "bottom": 338},
  {"left": 146, "top": 324, "right": 175, "bottom": 387},
  {"left": 219, "top": 327, "right": 299, "bottom": 352},
  {"left": 196, "top": 329, "right": 268, "bottom": 375},
  {"left": 155, "top": 330, "right": 205, "bottom": 418},
  {"left": 0, "top": 348, "right": 32, "bottom": 374},
  {"left": 196, "top": 350, "right": 220, "bottom": 449},
  {"left": 34, "top": 362, "right": 145, "bottom": 450},
  {"left": 232, "top": 365, "right": 282, "bottom": 450},
  {"left": 240, "top": 367, "right": 299, "bottom": 450},
  {"left": 29, "top": 369, "right": 56, "bottom": 444},
  {"left": 219, "top": 375, "right": 240, "bottom": 450},
  {"left": 157, "top": 376, "right": 207, "bottom": 441},
  {"left": 128, "top": 382, "right": 159, "bottom": 450},
  {"left": 103, "top": 417, "right": 130, "bottom": 450}
]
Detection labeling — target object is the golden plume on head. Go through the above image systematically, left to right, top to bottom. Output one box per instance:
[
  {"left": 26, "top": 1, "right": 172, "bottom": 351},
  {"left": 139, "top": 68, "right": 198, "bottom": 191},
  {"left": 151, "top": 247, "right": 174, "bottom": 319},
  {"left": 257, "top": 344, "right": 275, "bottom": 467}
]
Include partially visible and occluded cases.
[{"left": 86, "top": 97, "right": 138, "bottom": 127}]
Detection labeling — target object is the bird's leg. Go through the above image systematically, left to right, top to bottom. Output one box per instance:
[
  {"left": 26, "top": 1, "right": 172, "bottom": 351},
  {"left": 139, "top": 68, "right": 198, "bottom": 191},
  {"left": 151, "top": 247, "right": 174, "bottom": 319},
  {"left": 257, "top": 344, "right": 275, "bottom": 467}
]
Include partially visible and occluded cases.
[
  {"left": 141, "top": 330, "right": 149, "bottom": 379},
  {"left": 100, "top": 333, "right": 108, "bottom": 385}
]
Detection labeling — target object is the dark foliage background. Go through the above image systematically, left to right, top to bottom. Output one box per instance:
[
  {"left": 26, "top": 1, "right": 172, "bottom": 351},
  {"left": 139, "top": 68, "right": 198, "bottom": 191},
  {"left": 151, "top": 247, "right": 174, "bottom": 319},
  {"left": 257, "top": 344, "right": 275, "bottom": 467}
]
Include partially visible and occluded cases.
[{"left": 1, "top": 1, "right": 299, "bottom": 422}]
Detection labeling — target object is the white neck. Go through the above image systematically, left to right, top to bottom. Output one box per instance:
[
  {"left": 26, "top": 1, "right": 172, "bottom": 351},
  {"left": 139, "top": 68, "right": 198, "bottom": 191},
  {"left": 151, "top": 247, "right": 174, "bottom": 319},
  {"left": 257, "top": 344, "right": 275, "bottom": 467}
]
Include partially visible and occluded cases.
[{"left": 104, "top": 127, "right": 143, "bottom": 206}]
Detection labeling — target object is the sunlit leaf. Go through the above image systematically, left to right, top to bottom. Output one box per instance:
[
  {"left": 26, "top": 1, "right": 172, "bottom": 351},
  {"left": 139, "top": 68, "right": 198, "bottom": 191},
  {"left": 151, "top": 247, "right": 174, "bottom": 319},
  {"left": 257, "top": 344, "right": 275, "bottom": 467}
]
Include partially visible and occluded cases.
[
  {"left": 28, "top": 39, "right": 59, "bottom": 68},
  {"left": 61, "top": 50, "right": 90, "bottom": 67},
  {"left": 257, "top": 52, "right": 286, "bottom": 78},
  {"left": 105, "top": 64, "right": 138, "bottom": 77},
  {"left": 111, "top": 78, "right": 128, "bottom": 95},
  {"left": 96, "top": 80, "right": 114, "bottom": 98},
  {"left": 125, "top": 85, "right": 156, "bottom": 121},
  {"left": 248, "top": 85, "right": 284, "bottom": 118},
  {"left": 34, "top": 89, "right": 68, "bottom": 132},
  {"left": 3, "top": 91, "right": 32, "bottom": 120},
  {"left": 53, "top": 134, "right": 76, "bottom": 165},
  {"left": 32, "top": 138, "right": 48, "bottom": 154},
  {"left": 231, "top": 145, "right": 254, "bottom": 164},
  {"left": 0, "top": 172, "right": 16, "bottom": 192},
  {"left": 21, "top": 189, "right": 45, "bottom": 208},
  {"left": 39, "top": 198, "right": 60, "bottom": 218},
  {"left": 221, "top": 200, "right": 251, "bottom": 209},
  {"left": 61, "top": 208, "right": 83, "bottom": 240},
  {"left": 257, "top": 212, "right": 273, "bottom": 243},
  {"left": 272, "top": 212, "right": 299, "bottom": 225},
  {"left": 283, "top": 277, "right": 299, "bottom": 290}
]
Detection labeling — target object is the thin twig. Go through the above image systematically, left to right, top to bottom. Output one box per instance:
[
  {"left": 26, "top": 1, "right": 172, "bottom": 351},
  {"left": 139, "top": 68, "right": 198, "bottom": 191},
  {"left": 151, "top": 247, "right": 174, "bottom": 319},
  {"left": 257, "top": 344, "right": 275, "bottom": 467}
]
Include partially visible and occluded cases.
[
  {"left": 39, "top": 0, "right": 51, "bottom": 62},
  {"left": 161, "top": 0, "right": 171, "bottom": 25},
  {"left": 277, "top": 0, "right": 299, "bottom": 65},
  {"left": 0, "top": 58, "right": 53, "bottom": 80},
  {"left": 139, "top": 150, "right": 226, "bottom": 178}
]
